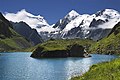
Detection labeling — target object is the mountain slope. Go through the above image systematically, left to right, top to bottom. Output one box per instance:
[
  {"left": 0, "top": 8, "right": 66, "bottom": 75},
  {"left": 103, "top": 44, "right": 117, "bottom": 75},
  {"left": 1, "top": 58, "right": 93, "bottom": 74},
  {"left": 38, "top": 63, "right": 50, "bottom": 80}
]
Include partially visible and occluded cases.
[
  {"left": 0, "top": 12, "right": 32, "bottom": 52},
  {"left": 0, "top": 13, "right": 14, "bottom": 38},
  {"left": 11, "top": 21, "right": 43, "bottom": 45},
  {"left": 89, "top": 22, "right": 120, "bottom": 54}
]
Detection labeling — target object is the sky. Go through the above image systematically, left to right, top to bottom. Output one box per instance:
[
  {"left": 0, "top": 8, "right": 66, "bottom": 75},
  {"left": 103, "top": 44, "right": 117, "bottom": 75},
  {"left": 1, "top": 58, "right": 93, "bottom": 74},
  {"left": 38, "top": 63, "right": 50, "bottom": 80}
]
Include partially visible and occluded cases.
[{"left": 0, "top": 0, "right": 120, "bottom": 24}]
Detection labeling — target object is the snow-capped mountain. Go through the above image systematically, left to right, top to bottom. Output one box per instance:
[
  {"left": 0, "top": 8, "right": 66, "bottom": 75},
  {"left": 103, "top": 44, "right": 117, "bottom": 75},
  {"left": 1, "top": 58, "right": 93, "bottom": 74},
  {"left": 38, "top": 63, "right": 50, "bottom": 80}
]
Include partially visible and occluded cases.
[
  {"left": 3, "top": 9, "right": 120, "bottom": 41},
  {"left": 4, "top": 9, "right": 58, "bottom": 40},
  {"left": 4, "top": 9, "right": 49, "bottom": 29},
  {"left": 50, "top": 9, "right": 120, "bottom": 40}
]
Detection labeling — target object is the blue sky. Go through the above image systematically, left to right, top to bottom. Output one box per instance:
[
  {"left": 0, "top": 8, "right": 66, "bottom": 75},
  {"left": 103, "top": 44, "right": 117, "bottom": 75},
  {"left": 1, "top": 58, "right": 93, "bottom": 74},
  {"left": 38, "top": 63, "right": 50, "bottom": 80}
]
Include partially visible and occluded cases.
[{"left": 0, "top": 0, "right": 120, "bottom": 24}]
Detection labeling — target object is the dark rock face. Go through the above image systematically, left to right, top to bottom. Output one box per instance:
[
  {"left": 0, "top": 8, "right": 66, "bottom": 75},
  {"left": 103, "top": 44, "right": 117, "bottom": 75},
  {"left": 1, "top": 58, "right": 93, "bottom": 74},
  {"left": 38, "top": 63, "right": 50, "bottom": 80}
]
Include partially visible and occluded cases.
[
  {"left": 0, "top": 12, "right": 13, "bottom": 28},
  {"left": 0, "top": 13, "right": 14, "bottom": 39},
  {"left": 53, "top": 19, "right": 69, "bottom": 30},
  {"left": 89, "top": 19, "right": 105, "bottom": 28},
  {"left": 0, "top": 20, "right": 12, "bottom": 38},
  {"left": 11, "top": 21, "right": 43, "bottom": 45},
  {"left": 63, "top": 26, "right": 111, "bottom": 41},
  {"left": 64, "top": 27, "right": 85, "bottom": 39},
  {"left": 87, "top": 28, "right": 111, "bottom": 41},
  {"left": 31, "top": 44, "right": 90, "bottom": 58},
  {"left": 69, "top": 44, "right": 85, "bottom": 57},
  {"left": 31, "top": 46, "right": 68, "bottom": 58},
  {"left": 38, "top": 50, "right": 68, "bottom": 58}
]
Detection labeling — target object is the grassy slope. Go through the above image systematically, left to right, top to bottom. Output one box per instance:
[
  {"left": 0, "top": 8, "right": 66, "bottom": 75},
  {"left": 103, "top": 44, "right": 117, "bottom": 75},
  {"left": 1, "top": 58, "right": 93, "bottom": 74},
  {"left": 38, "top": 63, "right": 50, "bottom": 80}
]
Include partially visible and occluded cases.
[
  {"left": 89, "top": 24, "right": 120, "bottom": 54},
  {"left": 0, "top": 27, "right": 32, "bottom": 52},
  {"left": 90, "top": 33, "right": 120, "bottom": 54},
  {"left": 0, "top": 37, "right": 30, "bottom": 51},
  {"left": 27, "top": 39, "right": 95, "bottom": 52},
  {"left": 71, "top": 58, "right": 120, "bottom": 80}
]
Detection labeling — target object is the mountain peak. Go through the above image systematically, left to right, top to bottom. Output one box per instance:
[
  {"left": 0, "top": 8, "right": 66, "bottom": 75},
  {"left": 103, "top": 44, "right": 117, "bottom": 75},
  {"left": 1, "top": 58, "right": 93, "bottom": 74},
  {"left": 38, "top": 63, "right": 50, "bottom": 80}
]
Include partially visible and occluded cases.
[
  {"left": 19, "top": 9, "right": 44, "bottom": 19},
  {"left": 65, "top": 10, "right": 80, "bottom": 21},
  {"left": 67, "top": 10, "right": 79, "bottom": 17},
  {"left": 68, "top": 10, "right": 79, "bottom": 16}
]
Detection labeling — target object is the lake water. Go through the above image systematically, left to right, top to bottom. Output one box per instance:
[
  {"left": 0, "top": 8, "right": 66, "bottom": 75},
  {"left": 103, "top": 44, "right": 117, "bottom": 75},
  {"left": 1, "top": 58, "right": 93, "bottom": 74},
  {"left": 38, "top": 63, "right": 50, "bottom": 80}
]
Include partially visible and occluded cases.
[{"left": 0, "top": 52, "right": 117, "bottom": 80}]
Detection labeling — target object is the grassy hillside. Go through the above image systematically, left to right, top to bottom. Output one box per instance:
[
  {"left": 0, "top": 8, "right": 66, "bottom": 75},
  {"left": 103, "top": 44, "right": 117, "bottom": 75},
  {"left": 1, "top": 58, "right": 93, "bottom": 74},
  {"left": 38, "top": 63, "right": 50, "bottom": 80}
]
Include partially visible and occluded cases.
[
  {"left": 89, "top": 22, "right": 120, "bottom": 54},
  {"left": 0, "top": 25, "right": 32, "bottom": 52},
  {"left": 0, "top": 37, "right": 32, "bottom": 52},
  {"left": 71, "top": 58, "right": 120, "bottom": 80}
]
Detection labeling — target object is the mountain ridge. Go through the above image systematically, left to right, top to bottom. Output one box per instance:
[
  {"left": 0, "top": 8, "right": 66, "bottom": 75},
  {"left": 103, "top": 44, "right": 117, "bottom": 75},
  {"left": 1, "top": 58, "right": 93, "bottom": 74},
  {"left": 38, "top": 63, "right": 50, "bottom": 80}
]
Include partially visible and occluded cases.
[
  {"left": 3, "top": 9, "right": 120, "bottom": 41},
  {"left": 49, "top": 9, "right": 120, "bottom": 40}
]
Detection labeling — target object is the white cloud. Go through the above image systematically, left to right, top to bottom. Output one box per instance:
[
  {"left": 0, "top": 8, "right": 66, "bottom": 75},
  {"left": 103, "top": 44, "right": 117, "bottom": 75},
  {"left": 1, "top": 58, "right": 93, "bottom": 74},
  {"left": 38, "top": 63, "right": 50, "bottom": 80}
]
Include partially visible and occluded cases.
[
  {"left": 3, "top": 9, "right": 49, "bottom": 29},
  {"left": 98, "top": 18, "right": 120, "bottom": 29},
  {"left": 36, "top": 26, "right": 59, "bottom": 33}
]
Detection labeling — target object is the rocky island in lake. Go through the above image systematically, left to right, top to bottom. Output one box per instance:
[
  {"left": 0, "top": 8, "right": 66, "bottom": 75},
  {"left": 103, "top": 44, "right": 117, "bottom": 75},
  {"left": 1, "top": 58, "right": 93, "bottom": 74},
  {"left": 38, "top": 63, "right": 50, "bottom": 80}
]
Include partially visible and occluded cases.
[{"left": 30, "top": 39, "right": 93, "bottom": 58}]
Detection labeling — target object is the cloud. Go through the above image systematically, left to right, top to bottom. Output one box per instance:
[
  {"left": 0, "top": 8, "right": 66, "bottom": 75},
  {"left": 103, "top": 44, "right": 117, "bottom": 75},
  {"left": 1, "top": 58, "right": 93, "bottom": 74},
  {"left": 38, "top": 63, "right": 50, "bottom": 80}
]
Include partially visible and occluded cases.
[
  {"left": 3, "top": 9, "right": 49, "bottom": 29},
  {"left": 98, "top": 18, "right": 120, "bottom": 29},
  {"left": 36, "top": 26, "right": 59, "bottom": 33}
]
